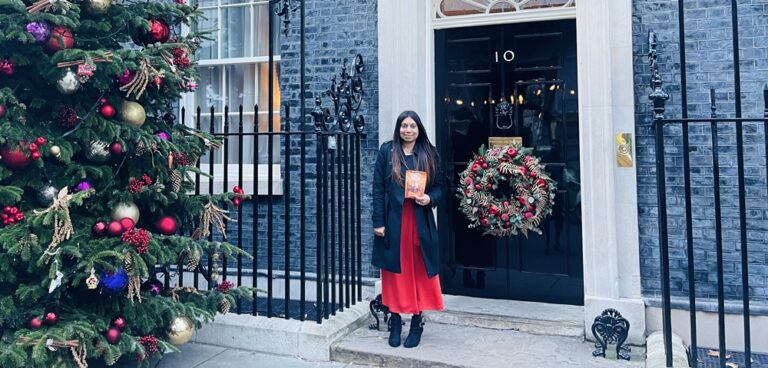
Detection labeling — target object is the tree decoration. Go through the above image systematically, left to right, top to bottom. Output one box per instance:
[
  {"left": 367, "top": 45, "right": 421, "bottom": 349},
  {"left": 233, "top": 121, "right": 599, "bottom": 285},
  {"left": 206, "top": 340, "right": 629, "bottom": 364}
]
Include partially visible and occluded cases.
[
  {"left": 27, "top": 0, "right": 72, "bottom": 14},
  {"left": 82, "top": 0, "right": 111, "bottom": 15},
  {"left": 138, "top": 19, "right": 171, "bottom": 45},
  {"left": 26, "top": 21, "right": 51, "bottom": 42},
  {"left": 45, "top": 26, "right": 74, "bottom": 51},
  {"left": 170, "top": 47, "right": 190, "bottom": 69},
  {"left": 119, "top": 59, "right": 162, "bottom": 100},
  {"left": 0, "top": 60, "right": 13, "bottom": 76},
  {"left": 75, "top": 63, "right": 96, "bottom": 83},
  {"left": 117, "top": 68, "right": 134, "bottom": 86},
  {"left": 56, "top": 69, "right": 81, "bottom": 94},
  {"left": 119, "top": 100, "right": 146, "bottom": 127},
  {"left": 99, "top": 103, "right": 116, "bottom": 118},
  {"left": 0, "top": 104, "right": 6, "bottom": 119},
  {"left": 57, "top": 105, "right": 78, "bottom": 128},
  {"left": 84, "top": 140, "right": 111, "bottom": 163},
  {"left": 109, "top": 141, "right": 122, "bottom": 155},
  {"left": 0, "top": 144, "right": 31, "bottom": 170},
  {"left": 457, "top": 144, "right": 557, "bottom": 237},
  {"left": 49, "top": 145, "right": 61, "bottom": 157},
  {"left": 129, "top": 174, "right": 152, "bottom": 192},
  {"left": 75, "top": 180, "right": 92, "bottom": 192},
  {"left": 37, "top": 184, "right": 58, "bottom": 205},
  {"left": 232, "top": 185, "right": 245, "bottom": 206},
  {"left": 33, "top": 187, "right": 80, "bottom": 262},
  {"left": 192, "top": 201, "right": 233, "bottom": 240},
  {"left": 111, "top": 202, "right": 139, "bottom": 223},
  {"left": 1, "top": 206, "right": 24, "bottom": 226},
  {"left": 155, "top": 216, "right": 178, "bottom": 235},
  {"left": 119, "top": 217, "right": 135, "bottom": 232},
  {"left": 106, "top": 220, "right": 123, "bottom": 237},
  {"left": 92, "top": 221, "right": 107, "bottom": 236},
  {"left": 121, "top": 228, "right": 150, "bottom": 254},
  {"left": 100, "top": 267, "right": 128, "bottom": 294},
  {"left": 141, "top": 278, "right": 163, "bottom": 296},
  {"left": 216, "top": 280, "right": 234, "bottom": 293},
  {"left": 43, "top": 311, "right": 59, "bottom": 326},
  {"left": 111, "top": 315, "right": 127, "bottom": 330},
  {"left": 27, "top": 316, "right": 43, "bottom": 329},
  {"left": 166, "top": 316, "right": 194, "bottom": 346},
  {"left": 105, "top": 327, "right": 121, "bottom": 344},
  {"left": 137, "top": 335, "right": 159, "bottom": 360}
]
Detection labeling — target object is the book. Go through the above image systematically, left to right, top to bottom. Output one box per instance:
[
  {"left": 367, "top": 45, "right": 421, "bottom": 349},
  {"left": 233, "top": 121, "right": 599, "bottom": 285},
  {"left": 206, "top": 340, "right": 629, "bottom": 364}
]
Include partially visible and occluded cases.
[{"left": 404, "top": 170, "right": 427, "bottom": 199}]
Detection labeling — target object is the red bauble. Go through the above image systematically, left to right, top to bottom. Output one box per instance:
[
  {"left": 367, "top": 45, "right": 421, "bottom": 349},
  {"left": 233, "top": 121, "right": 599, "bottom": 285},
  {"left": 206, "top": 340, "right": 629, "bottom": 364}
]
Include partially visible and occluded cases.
[
  {"left": 141, "top": 19, "right": 170, "bottom": 44},
  {"left": 46, "top": 26, "right": 74, "bottom": 51},
  {"left": 99, "top": 103, "right": 116, "bottom": 118},
  {"left": 0, "top": 104, "right": 6, "bottom": 119},
  {"left": 35, "top": 137, "right": 46, "bottom": 146},
  {"left": 109, "top": 142, "right": 123, "bottom": 155},
  {"left": 0, "top": 145, "right": 31, "bottom": 170},
  {"left": 30, "top": 151, "right": 40, "bottom": 160},
  {"left": 233, "top": 198, "right": 241, "bottom": 206},
  {"left": 155, "top": 216, "right": 178, "bottom": 235},
  {"left": 119, "top": 217, "right": 135, "bottom": 232},
  {"left": 480, "top": 218, "right": 489, "bottom": 227},
  {"left": 92, "top": 221, "right": 107, "bottom": 236},
  {"left": 107, "top": 221, "right": 124, "bottom": 236},
  {"left": 44, "top": 312, "right": 58, "bottom": 326},
  {"left": 111, "top": 315, "right": 127, "bottom": 330},
  {"left": 28, "top": 317, "right": 43, "bottom": 329},
  {"left": 106, "top": 327, "right": 121, "bottom": 344}
]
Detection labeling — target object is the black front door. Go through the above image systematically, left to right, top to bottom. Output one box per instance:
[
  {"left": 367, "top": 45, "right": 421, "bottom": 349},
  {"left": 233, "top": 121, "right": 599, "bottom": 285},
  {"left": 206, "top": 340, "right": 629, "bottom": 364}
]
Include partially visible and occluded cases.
[{"left": 435, "top": 19, "right": 583, "bottom": 305}]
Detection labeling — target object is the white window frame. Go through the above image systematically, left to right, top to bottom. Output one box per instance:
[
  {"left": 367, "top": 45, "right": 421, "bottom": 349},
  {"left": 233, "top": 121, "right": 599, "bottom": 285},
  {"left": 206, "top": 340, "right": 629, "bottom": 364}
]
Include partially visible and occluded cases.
[{"left": 180, "top": 0, "right": 283, "bottom": 195}]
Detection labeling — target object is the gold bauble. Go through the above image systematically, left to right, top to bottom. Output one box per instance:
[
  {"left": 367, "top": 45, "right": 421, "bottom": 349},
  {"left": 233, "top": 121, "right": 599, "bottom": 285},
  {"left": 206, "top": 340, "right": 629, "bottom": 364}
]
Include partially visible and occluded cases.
[
  {"left": 83, "top": 0, "right": 111, "bottom": 15},
  {"left": 120, "top": 101, "right": 146, "bottom": 128},
  {"left": 111, "top": 202, "right": 140, "bottom": 223},
  {"left": 167, "top": 316, "right": 194, "bottom": 346}
]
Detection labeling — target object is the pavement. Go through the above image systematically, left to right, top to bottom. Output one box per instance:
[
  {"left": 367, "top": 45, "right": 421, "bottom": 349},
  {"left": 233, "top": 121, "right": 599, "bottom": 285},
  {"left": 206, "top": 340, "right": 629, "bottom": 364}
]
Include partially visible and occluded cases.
[{"left": 104, "top": 343, "right": 373, "bottom": 368}]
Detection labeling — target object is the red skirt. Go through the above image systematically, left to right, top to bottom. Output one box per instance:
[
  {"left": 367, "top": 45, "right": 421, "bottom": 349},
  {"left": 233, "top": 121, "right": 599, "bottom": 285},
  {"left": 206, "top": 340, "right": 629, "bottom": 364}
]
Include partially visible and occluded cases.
[{"left": 381, "top": 199, "right": 444, "bottom": 314}]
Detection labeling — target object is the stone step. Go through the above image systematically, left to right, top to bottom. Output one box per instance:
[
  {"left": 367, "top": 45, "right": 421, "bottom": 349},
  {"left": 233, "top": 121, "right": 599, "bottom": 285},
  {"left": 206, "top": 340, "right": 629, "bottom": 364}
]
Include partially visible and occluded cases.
[
  {"left": 429, "top": 295, "right": 585, "bottom": 338},
  {"left": 331, "top": 322, "right": 645, "bottom": 368}
]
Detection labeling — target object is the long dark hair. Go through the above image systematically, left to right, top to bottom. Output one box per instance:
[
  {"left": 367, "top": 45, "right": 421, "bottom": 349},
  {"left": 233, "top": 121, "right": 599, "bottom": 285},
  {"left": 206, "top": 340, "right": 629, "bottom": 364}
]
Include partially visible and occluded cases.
[{"left": 390, "top": 111, "right": 439, "bottom": 187}]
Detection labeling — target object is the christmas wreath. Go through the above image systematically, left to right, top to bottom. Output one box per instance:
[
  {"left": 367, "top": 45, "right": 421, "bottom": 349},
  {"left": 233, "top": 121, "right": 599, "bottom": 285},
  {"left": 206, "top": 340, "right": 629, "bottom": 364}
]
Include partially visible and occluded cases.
[{"left": 457, "top": 144, "right": 557, "bottom": 237}]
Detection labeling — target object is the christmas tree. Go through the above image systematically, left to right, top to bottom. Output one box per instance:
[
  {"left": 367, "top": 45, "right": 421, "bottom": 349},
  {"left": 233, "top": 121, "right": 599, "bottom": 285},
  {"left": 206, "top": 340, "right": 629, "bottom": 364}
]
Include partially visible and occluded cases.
[{"left": 0, "top": 0, "right": 250, "bottom": 366}]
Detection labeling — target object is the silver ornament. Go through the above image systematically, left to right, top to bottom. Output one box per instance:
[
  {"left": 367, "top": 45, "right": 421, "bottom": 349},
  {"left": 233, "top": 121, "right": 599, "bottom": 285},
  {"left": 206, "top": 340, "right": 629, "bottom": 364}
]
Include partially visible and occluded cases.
[
  {"left": 83, "top": 0, "right": 111, "bottom": 15},
  {"left": 56, "top": 69, "right": 80, "bottom": 95},
  {"left": 84, "top": 141, "right": 111, "bottom": 163},
  {"left": 37, "top": 185, "right": 58, "bottom": 205},
  {"left": 111, "top": 202, "right": 140, "bottom": 223}
]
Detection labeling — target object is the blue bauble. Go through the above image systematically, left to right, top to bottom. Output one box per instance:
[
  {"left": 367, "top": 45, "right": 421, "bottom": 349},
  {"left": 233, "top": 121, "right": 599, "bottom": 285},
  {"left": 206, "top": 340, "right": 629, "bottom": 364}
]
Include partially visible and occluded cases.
[{"left": 101, "top": 267, "right": 128, "bottom": 294}]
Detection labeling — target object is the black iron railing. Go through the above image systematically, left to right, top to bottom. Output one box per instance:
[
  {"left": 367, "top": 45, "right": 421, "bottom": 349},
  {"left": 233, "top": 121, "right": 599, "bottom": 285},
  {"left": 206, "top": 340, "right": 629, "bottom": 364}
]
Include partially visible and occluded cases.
[{"left": 648, "top": 1, "right": 768, "bottom": 366}]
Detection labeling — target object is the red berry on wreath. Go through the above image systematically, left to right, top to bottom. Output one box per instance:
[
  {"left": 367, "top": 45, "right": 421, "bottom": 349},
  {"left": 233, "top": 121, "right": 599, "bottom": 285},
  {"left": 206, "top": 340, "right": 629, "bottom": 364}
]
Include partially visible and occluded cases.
[
  {"left": 35, "top": 137, "right": 46, "bottom": 146},
  {"left": 28, "top": 143, "right": 38, "bottom": 151},
  {"left": 507, "top": 148, "right": 517, "bottom": 157},
  {"left": 30, "top": 151, "right": 40, "bottom": 160},
  {"left": 481, "top": 163, "right": 489, "bottom": 169},
  {"left": 471, "top": 164, "right": 479, "bottom": 173},
  {"left": 519, "top": 167, "right": 528, "bottom": 176},
  {"left": 529, "top": 171, "right": 536, "bottom": 178},
  {"left": 485, "top": 183, "right": 492, "bottom": 190},
  {"left": 474, "top": 184, "right": 481, "bottom": 190},
  {"left": 233, "top": 197, "right": 241, "bottom": 206},
  {"left": 503, "top": 201, "right": 510, "bottom": 207},
  {"left": 489, "top": 206, "right": 498, "bottom": 215},
  {"left": 524, "top": 212, "right": 534, "bottom": 219},
  {"left": 501, "top": 213, "right": 510, "bottom": 221},
  {"left": 481, "top": 218, "right": 489, "bottom": 227},
  {"left": 503, "top": 222, "right": 511, "bottom": 229}
]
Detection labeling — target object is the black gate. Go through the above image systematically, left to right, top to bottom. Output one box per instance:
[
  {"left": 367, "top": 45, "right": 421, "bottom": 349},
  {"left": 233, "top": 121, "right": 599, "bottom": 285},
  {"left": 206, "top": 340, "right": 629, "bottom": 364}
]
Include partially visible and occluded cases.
[
  {"left": 159, "top": 0, "right": 367, "bottom": 324},
  {"left": 648, "top": 0, "right": 768, "bottom": 366}
]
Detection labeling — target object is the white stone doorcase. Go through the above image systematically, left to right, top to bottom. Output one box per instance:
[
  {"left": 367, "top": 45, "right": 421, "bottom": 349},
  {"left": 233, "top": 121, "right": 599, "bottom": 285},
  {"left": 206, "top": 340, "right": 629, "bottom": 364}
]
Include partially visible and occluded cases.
[{"left": 378, "top": 0, "right": 645, "bottom": 344}]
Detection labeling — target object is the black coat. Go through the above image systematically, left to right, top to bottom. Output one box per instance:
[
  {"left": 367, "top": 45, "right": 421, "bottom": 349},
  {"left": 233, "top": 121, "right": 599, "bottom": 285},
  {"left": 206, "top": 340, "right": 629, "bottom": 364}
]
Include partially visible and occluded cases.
[{"left": 371, "top": 141, "right": 444, "bottom": 278}]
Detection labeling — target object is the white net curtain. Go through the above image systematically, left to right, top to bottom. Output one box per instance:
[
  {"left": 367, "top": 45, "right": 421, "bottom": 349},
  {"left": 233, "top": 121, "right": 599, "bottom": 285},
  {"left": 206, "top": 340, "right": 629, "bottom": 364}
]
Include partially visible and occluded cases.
[{"left": 436, "top": 0, "right": 575, "bottom": 18}]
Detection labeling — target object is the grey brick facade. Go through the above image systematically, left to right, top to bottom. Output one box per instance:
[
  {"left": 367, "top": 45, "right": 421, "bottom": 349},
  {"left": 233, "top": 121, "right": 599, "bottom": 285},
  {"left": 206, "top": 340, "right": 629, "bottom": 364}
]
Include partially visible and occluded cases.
[{"left": 633, "top": 0, "right": 768, "bottom": 305}]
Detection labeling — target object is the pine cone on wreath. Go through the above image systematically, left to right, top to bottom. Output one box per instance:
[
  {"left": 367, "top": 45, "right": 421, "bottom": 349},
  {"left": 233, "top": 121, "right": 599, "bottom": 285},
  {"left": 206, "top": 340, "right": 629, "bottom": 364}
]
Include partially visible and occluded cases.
[
  {"left": 170, "top": 169, "right": 182, "bottom": 192},
  {"left": 218, "top": 298, "right": 231, "bottom": 315}
]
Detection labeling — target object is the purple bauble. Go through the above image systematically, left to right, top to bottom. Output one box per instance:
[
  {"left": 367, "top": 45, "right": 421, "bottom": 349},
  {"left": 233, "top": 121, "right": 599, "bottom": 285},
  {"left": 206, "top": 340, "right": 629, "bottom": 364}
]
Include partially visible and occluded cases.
[
  {"left": 26, "top": 22, "right": 51, "bottom": 43},
  {"left": 155, "top": 131, "right": 170, "bottom": 140},
  {"left": 76, "top": 181, "right": 92, "bottom": 192},
  {"left": 141, "top": 278, "right": 164, "bottom": 296}
]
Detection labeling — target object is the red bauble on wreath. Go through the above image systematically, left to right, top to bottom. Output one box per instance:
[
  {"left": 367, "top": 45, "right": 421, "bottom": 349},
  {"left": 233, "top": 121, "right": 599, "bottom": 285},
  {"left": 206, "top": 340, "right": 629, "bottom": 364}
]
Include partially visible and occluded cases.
[{"left": 457, "top": 144, "right": 557, "bottom": 237}]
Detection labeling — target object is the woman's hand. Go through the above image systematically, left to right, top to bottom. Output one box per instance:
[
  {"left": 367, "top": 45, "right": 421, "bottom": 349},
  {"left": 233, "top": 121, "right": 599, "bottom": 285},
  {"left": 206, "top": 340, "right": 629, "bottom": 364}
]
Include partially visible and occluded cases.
[
  {"left": 415, "top": 194, "right": 431, "bottom": 206},
  {"left": 374, "top": 227, "right": 386, "bottom": 237}
]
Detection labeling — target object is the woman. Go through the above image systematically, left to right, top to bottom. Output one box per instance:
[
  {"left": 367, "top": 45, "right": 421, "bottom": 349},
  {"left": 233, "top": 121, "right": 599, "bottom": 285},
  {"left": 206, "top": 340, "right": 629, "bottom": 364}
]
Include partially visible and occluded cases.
[{"left": 372, "top": 110, "right": 444, "bottom": 348}]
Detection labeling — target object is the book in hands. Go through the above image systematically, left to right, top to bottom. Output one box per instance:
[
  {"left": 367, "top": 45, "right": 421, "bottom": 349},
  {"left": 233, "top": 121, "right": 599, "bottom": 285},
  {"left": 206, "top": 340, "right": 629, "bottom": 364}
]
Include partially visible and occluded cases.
[{"left": 404, "top": 170, "right": 427, "bottom": 199}]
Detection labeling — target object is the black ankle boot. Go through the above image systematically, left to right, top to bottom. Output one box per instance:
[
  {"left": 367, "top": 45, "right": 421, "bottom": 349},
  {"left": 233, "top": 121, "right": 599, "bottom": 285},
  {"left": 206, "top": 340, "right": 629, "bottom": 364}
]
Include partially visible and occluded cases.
[
  {"left": 387, "top": 313, "right": 403, "bottom": 347},
  {"left": 403, "top": 313, "right": 424, "bottom": 348}
]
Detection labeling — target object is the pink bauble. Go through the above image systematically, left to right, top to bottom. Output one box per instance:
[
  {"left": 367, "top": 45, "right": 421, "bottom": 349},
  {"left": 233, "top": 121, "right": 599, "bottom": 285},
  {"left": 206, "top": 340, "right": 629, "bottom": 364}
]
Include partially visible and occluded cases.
[
  {"left": 0, "top": 145, "right": 31, "bottom": 170},
  {"left": 155, "top": 216, "right": 178, "bottom": 235},
  {"left": 119, "top": 217, "right": 135, "bottom": 232},
  {"left": 92, "top": 221, "right": 107, "bottom": 236},
  {"left": 107, "top": 221, "right": 124, "bottom": 237},
  {"left": 106, "top": 327, "right": 121, "bottom": 344}
]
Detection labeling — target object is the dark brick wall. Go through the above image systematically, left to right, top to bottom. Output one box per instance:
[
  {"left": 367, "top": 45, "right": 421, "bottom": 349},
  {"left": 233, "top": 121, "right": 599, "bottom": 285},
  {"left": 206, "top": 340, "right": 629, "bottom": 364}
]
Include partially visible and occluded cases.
[
  {"left": 216, "top": 0, "right": 380, "bottom": 280},
  {"left": 633, "top": 0, "right": 768, "bottom": 304}
]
